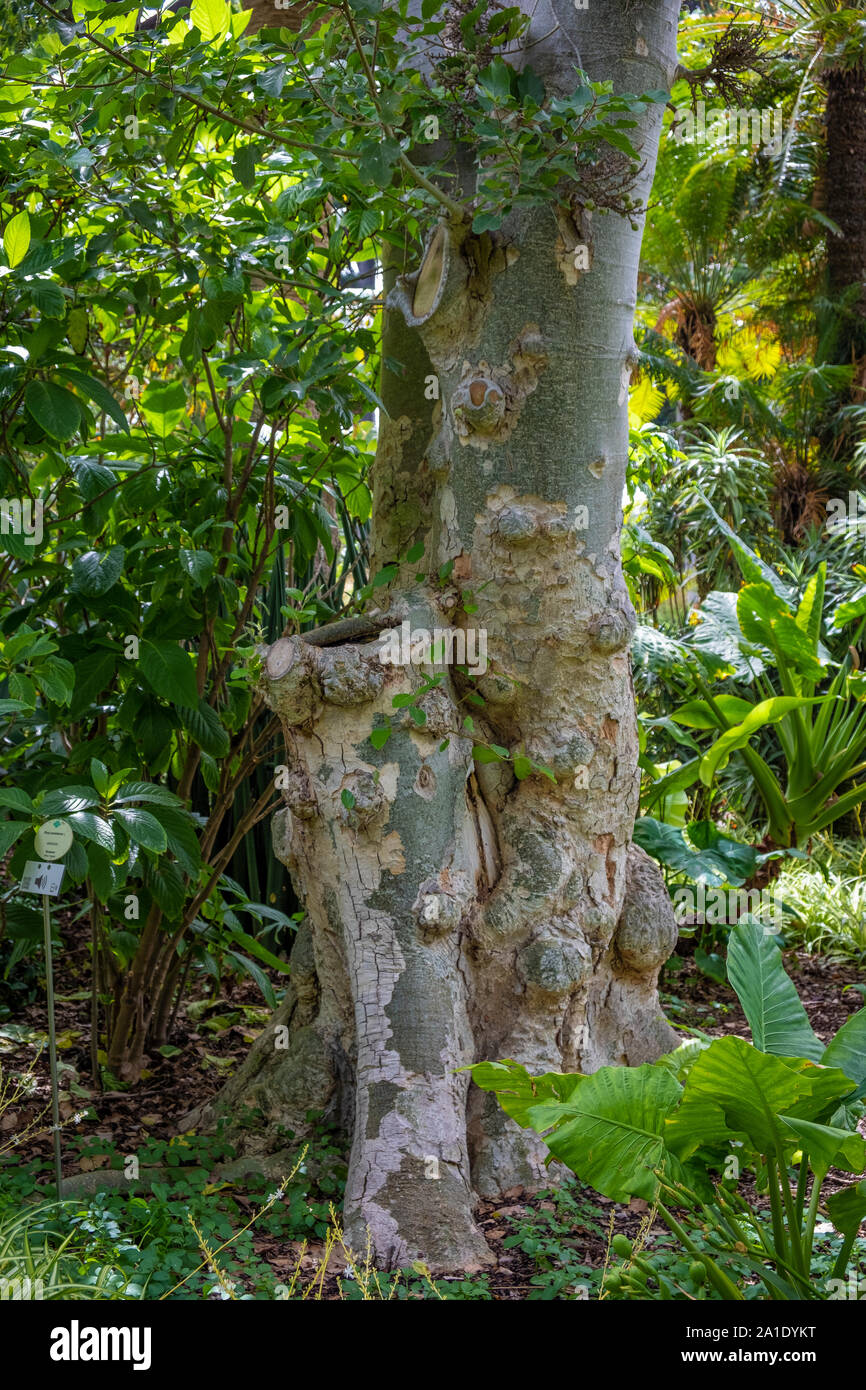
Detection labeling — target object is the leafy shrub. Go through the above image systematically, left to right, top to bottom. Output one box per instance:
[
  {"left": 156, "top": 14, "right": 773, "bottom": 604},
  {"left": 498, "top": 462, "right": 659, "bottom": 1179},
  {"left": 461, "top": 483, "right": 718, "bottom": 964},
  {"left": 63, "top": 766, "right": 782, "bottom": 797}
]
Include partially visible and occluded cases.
[{"left": 470, "top": 919, "right": 866, "bottom": 1301}]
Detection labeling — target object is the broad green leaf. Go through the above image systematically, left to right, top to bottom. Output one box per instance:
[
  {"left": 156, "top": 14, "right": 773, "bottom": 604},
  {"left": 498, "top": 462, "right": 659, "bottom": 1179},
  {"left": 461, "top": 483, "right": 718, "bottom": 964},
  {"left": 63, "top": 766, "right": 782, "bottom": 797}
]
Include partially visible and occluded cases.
[
  {"left": 190, "top": 0, "right": 230, "bottom": 41},
  {"left": 478, "top": 57, "right": 512, "bottom": 101},
  {"left": 358, "top": 140, "right": 400, "bottom": 190},
  {"left": 231, "top": 144, "right": 256, "bottom": 189},
  {"left": 3, "top": 210, "right": 30, "bottom": 267},
  {"left": 29, "top": 280, "right": 65, "bottom": 318},
  {"left": 66, "top": 306, "right": 88, "bottom": 355},
  {"left": 56, "top": 367, "right": 129, "bottom": 433},
  {"left": 24, "top": 380, "right": 81, "bottom": 441},
  {"left": 139, "top": 381, "right": 186, "bottom": 438},
  {"left": 69, "top": 547, "right": 125, "bottom": 598},
  {"left": 179, "top": 548, "right": 214, "bottom": 589},
  {"left": 794, "top": 563, "right": 825, "bottom": 654},
  {"left": 737, "top": 583, "right": 826, "bottom": 682},
  {"left": 833, "top": 588, "right": 866, "bottom": 629},
  {"left": 688, "top": 590, "right": 765, "bottom": 682},
  {"left": 139, "top": 639, "right": 199, "bottom": 710},
  {"left": 67, "top": 649, "right": 115, "bottom": 719},
  {"left": 32, "top": 656, "right": 74, "bottom": 704},
  {"left": 8, "top": 672, "right": 36, "bottom": 707},
  {"left": 669, "top": 695, "right": 754, "bottom": 729},
  {"left": 699, "top": 696, "right": 821, "bottom": 786},
  {"left": 178, "top": 699, "right": 230, "bottom": 756},
  {"left": 472, "top": 744, "right": 506, "bottom": 764},
  {"left": 200, "top": 752, "right": 220, "bottom": 793},
  {"left": 642, "top": 757, "right": 703, "bottom": 812},
  {"left": 90, "top": 759, "right": 110, "bottom": 795},
  {"left": 106, "top": 767, "right": 137, "bottom": 798},
  {"left": 113, "top": 782, "right": 184, "bottom": 807},
  {"left": 39, "top": 786, "right": 100, "bottom": 816},
  {"left": 114, "top": 806, "right": 167, "bottom": 853},
  {"left": 152, "top": 806, "right": 201, "bottom": 876},
  {"left": 68, "top": 810, "right": 115, "bottom": 852},
  {"left": 633, "top": 816, "right": 758, "bottom": 887},
  {"left": 685, "top": 820, "right": 762, "bottom": 884},
  {"left": 0, "top": 821, "right": 29, "bottom": 856},
  {"left": 86, "top": 842, "right": 116, "bottom": 902},
  {"left": 146, "top": 858, "right": 185, "bottom": 916},
  {"left": 726, "top": 917, "right": 823, "bottom": 1060},
  {"left": 695, "top": 946, "right": 727, "bottom": 985},
  {"left": 227, "top": 950, "right": 276, "bottom": 1009},
  {"left": 822, "top": 1008, "right": 866, "bottom": 1096},
  {"left": 667, "top": 1036, "right": 855, "bottom": 1159},
  {"left": 652, "top": 1039, "right": 709, "bottom": 1082},
  {"left": 468, "top": 1059, "right": 584, "bottom": 1128},
  {"left": 535, "top": 1065, "right": 690, "bottom": 1203},
  {"left": 777, "top": 1116, "right": 865, "bottom": 1179},
  {"left": 826, "top": 1179, "right": 866, "bottom": 1240}
]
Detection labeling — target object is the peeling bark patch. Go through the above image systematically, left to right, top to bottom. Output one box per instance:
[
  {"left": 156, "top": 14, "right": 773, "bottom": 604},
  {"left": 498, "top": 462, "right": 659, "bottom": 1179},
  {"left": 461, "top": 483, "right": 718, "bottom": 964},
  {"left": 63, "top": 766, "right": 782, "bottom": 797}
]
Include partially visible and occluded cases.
[
  {"left": 554, "top": 205, "right": 593, "bottom": 285},
  {"left": 618, "top": 364, "right": 633, "bottom": 406},
  {"left": 453, "top": 552, "right": 472, "bottom": 582},
  {"left": 378, "top": 830, "right": 407, "bottom": 876},
  {"left": 366, "top": 1080, "right": 401, "bottom": 1140}
]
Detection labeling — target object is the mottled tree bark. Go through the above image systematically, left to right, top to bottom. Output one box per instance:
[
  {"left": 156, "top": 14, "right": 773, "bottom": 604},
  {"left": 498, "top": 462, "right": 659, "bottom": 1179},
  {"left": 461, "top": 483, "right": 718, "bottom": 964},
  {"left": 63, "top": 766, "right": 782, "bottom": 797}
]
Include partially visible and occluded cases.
[{"left": 193, "top": 0, "right": 681, "bottom": 1271}]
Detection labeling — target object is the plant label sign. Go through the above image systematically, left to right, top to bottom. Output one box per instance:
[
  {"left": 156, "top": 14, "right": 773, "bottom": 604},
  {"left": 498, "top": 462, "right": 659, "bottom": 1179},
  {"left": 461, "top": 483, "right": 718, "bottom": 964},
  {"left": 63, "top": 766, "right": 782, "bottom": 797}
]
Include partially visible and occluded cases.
[
  {"left": 34, "top": 819, "right": 73, "bottom": 861},
  {"left": 19, "top": 861, "right": 65, "bottom": 897}
]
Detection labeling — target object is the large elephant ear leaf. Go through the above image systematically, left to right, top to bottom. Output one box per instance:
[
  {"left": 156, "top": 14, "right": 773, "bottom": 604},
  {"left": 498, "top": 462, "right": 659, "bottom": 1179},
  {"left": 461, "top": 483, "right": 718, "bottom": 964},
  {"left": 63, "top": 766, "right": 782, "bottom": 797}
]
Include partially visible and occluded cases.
[
  {"left": 699, "top": 695, "right": 820, "bottom": 785},
  {"left": 726, "top": 918, "right": 823, "bottom": 1060},
  {"left": 822, "top": 1007, "right": 866, "bottom": 1099},
  {"left": 666, "top": 1036, "right": 854, "bottom": 1161},
  {"left": 652, "top": 1038, "right": 709, "bottom": 1081},
  {"left": 467, "top": 1060, "right": 584, "bottom": 1128},
  {"left": 537, "top": 1064, "right": 687, "bottom": 1204},
  {"left": 778, "top": 1116, "right": 866, "bottom": 1180},
  {"left": 827, "top": 1179, "right": 866, "bottom": 1240}
]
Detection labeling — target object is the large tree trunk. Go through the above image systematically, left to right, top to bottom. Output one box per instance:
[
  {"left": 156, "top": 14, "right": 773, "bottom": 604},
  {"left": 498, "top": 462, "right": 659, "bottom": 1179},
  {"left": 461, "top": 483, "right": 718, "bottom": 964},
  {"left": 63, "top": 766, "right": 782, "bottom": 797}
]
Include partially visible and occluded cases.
[
  {"left": 191, "top": 0, "right": 680, "bottom": 1271},
  {"left": 824, "top": 61, "right": 866, "bottom": 368}
]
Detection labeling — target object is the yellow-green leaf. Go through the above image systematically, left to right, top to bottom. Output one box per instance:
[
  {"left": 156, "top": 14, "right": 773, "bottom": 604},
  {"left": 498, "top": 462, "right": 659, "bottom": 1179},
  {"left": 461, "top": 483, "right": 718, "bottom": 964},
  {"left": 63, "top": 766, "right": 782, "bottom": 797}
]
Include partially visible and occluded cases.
[
  {"left": 190, "top": 0, "right": 230, "bottom": 41},
  {"left": 3, "top": 210, "right": 30, "bottom": 268},
  {"left": 67, "top": 306, "right": 88, "bottom": 355}
]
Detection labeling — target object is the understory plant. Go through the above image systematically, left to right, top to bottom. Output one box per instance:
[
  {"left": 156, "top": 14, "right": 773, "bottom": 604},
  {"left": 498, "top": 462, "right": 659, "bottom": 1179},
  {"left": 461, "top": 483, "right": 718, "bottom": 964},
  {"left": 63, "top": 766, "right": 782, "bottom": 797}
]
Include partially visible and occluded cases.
[
  {"left": 646, "top": 499, "right": 866, "bottom": 847},
  {"left": 777, "top": 838, "right": 866, "bottom": 963},
  {"left": 470, "top": 918, "right": 866, "bottom": 1300},
  {"left": 0, "top": 1200, "right": 143, "bottom": 1299}
]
